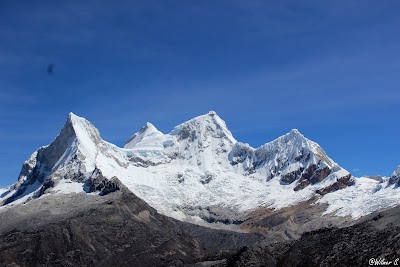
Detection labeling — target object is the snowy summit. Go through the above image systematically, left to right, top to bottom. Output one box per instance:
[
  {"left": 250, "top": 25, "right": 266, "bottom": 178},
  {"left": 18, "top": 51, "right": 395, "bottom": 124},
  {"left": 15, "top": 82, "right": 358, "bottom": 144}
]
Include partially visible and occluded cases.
[{"left": 1, "top": 111, "right": 400, "bottom": 225}]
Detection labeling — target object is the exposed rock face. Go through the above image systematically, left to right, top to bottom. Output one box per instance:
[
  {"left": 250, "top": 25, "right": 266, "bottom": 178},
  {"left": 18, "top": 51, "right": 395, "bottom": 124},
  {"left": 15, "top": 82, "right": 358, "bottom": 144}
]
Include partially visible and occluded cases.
[
  {"left": 3, "top": 111, "right": 393, "bottom": 234},
  {"left": 1, "top": 113, "right": 131, "bottom": 206},
  {"left": 229, "top": 130, "right": 340, "bottom": 190},
  {"left": 292, "top": 165, "right": 330, "bottom": 191},
  {"left": 388, "top": 165, "right": 400, "bottom": 187},
  {"left": 310, "top": 166, "right": 331, "bottom": 184},
  {"left": 281, "top": 168, "right": 304, "bottom": 184},
  {"left": 85, "top": 169, "right": 122, "bottom": 196},
  {"left": 316, "top": 174, "right": 355, "bottom": 196},
  {"left": 293, "top": 179, "right": 310, "bottom": 191},
  {"left": 0, "top": 189, "right": 206, "bottom": 267},
  {"left": 2, "top": 191, "right": 400, "bottom": 267},
  {"left": 239, "top": 199, "right": 349, "bottom": 241},
  {"left": 215, "top": 204, "right": 400, "bottom": 267},
  {"left": 277, "top": 208, "right": 400, "bottom": 267},
  {"left": 177, "top": 222, "right": 263, "bottom": 252},
  {"left": 225, "top": 246, "right": 276, "bottom": 267}
]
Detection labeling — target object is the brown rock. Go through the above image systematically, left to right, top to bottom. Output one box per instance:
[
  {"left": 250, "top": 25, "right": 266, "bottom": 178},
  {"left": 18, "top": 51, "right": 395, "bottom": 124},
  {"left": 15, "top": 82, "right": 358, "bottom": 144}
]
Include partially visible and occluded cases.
[
  {"left": 310, "top": 167, "right": 331, "bottom": 184},
  {"left": 316, "top": 174, "right": 354, "bottom": 196}
]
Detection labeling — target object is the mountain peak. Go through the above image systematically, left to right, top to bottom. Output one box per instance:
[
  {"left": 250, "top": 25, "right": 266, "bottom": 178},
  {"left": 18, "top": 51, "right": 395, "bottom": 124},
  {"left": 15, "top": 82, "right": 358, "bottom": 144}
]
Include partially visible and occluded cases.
[
  {"left": 4, "top": 110, "right": 399, "bottom": 227},
  {"left": 208, "top": 110, "right": 217, "bottom": 116},
  {"left": 68, "top": 111, "right": 77, "bottom": 119},
  {"left": 170, "top": 111, "right": 236, "bottom": 143},
  {"left": 64, "top": 112, "right": 100, "bottom": 143},
  {"left": 67, "top": 112, "right": 86, "bottom": 125},
  {"left": 124, "top": 122, "right": 163, "bottom": 149},
  {"left": 145, "top": 122, "right": 155, "bottom": 128},
  {"left": 265, "top": 128, "right": 307, "bottom": 148},
  {"left": 285, "top": 128, "right": 305, "bottom": 139},
  {"left": 289, "top": 128, "right": 301, "bottom": 135},
  {"left": 389, "top": 165, "right": 400, "bottom": 186},
  {"left": 392, "top": 165, "right": 400, "bottom": 177}
]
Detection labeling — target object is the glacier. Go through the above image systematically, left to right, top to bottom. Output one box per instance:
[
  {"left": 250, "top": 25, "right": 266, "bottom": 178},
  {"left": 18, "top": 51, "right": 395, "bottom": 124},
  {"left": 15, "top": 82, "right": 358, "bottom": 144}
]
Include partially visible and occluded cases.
[{"left": 1, "top": 111, "right": 399, "bottom": 224}]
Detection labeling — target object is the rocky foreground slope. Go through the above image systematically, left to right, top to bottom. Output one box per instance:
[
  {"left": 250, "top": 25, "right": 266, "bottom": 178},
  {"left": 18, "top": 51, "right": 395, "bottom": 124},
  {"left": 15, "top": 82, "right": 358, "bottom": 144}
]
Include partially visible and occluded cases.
[
  {"left": 0, "top": 111, "right": 400, "bottom": 266},
  {"left": 0, "top": 183, "right": 206, "bottom": 267},
  {"left": 1, "top": 184, "right": 399, "bottom": 267},
  {"left": 219, "top": 203, "right": 400, "bottom": 267}
]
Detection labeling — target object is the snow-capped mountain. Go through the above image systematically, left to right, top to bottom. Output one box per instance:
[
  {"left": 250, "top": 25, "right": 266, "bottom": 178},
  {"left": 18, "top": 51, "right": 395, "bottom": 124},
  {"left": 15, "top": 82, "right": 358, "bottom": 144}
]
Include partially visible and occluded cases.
[
  {"left": 1, "top": 111, "right": 400, "bottom": 224},
  {"left": 0, "top": 113, "right": 127, "bottom": 206}
]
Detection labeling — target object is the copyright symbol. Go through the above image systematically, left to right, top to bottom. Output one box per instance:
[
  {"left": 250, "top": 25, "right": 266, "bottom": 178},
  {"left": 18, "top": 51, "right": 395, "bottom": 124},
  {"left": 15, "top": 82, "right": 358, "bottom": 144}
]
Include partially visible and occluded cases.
[{"left": 369, "top": 258, "right": 374, "bottom": 265}]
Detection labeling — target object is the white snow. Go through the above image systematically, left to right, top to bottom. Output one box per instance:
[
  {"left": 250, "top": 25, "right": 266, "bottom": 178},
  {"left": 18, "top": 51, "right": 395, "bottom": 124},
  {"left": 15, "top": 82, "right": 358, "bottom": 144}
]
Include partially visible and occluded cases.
[
  {"left": 2, "top": 111, "right": 400, "bottom": 223},
  {"left": 124, "top": 122, "right": 165, "bottom": 149},
  {"left": 319, "top": 177, "right": 400, "bottom": 218},
  {"left": 48, "top": 179, "right": 86, "bottom": 195},
  {"left": 0, "top": 187, "right": 9, "bottom": 197}
]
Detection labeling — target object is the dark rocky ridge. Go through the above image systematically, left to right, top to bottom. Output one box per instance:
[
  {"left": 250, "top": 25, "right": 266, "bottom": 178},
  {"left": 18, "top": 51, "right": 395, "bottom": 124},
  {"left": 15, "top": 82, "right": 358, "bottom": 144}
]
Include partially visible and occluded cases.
[
  {"left": 1, "top": 111, "right": 398, "bottom": 266},
  {"left": 388, "top": 167, "right": 400, "bottom": 187},
  {"left": 85, "top": 168, "right": 122, "bottom": 196},
  {"left": 316, "top": 173, "right": 355, "bottom": 195},
  {"left": 1, "top": 179, "right": 400, "bottom": 267},
  {"left": 0, "top": 181, "right": 265, "bottom": 267},
  {"left": 0, "top": 188, "right": 207, "bottom": 267},
  {"left": 212, "top": 204, "right": 400, "bottom": 267},
  {"left": 177, "top": 222, "right": 264, "bottom": 252}
]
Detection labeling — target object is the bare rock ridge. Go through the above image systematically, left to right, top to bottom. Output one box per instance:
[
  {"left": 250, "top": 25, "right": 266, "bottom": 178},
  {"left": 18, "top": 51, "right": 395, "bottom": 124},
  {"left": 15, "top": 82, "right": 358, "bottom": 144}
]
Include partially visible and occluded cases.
[
  {"left": 1, "top": 111, "right": 400, "bottom": 266},
  {"left": 229, "top": 128, "right": 346, "bottom": 189},
  {"left": 388, "top": 165, "right": 400, "bottom": 187},
  {"left": 0, "top": 172, "right": 262, "bottom": 266},
  {"left": 0, "top": 185, "right": 207, "bottom": 267},
  {"left": 1, "top": 185, "right": 400, "bottom": 266},
  {"left": 219, "top": 204, "right": 400, "bottom": 267}
]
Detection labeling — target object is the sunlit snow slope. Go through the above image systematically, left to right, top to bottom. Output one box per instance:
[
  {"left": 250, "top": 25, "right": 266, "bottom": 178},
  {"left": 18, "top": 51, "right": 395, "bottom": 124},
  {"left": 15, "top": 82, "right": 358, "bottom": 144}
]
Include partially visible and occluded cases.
[{"left": 1, "top": 111, "right": 399, "bottom": 223}]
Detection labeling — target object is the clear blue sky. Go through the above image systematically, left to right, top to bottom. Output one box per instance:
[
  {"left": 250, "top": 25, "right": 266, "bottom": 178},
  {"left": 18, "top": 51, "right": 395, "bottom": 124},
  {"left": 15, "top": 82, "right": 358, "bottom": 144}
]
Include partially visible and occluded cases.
[{"left": 1, "top": 1, "right": 399, "bottom": 187}]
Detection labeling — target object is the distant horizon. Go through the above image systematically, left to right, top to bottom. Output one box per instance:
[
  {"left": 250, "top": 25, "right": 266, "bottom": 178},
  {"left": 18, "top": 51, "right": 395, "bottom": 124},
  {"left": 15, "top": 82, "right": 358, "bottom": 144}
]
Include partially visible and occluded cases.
[{"left": 1, "top": 1, "right": 400, "bottom": 186}]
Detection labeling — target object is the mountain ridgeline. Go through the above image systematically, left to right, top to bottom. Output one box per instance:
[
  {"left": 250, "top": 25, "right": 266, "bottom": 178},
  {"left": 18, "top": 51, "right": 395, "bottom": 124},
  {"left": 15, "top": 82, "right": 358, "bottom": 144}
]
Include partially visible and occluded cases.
[
  {"left": 0, "top": 111, "right": 400, "bottom": 266},
  {"left": 1, "top": 111, "right": 399, "bottom": 224}
]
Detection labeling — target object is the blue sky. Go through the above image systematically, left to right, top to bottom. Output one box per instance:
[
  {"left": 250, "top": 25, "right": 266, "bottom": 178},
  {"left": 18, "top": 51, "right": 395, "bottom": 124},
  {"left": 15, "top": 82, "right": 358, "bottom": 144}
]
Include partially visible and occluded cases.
[{"left": 1, "top": 1, "right": 400, "bottom": 187}]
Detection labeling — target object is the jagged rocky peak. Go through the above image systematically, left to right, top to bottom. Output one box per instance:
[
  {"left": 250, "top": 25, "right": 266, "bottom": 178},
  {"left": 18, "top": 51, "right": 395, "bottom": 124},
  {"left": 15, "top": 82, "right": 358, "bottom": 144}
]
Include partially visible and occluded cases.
[
  {"left": 3, "top": 110, "right": 396, "bottom": 224},
  {"left": 170, "top": 111, "right": 236, "bottom": 144},
  {"left": 1, "top": 112, "right": 107, "bottom": 206},
  {"left": 19, "top": 112, "right": 99, "bottom": 181},
  {"left": 124, "top": 122, "right": 163, "bottom": 149},
  {"left": 229, "top": 128, "right": 349, "bottom": 190},
  {"left": 260, "top": 128, "right": 309, "bottom": 152},
  {"left": 263, "top": 128, "right": 333, "bottom": 167},
  {"left": 261, "top": 129, "right": 339, "bottom": 186},
  {"left": 388, "top": 165, "right": 400, "bottom": 186},
  {"left": 393, "top": 165, "right": 400, "bottom": 177},
  {"left": 84, "top": 168, "right": 123, "bottom": 196}
]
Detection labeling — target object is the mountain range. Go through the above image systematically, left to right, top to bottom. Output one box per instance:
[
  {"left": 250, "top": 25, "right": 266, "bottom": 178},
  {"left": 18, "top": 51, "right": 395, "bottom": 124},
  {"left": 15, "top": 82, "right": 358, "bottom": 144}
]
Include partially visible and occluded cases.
[{"left": 0, "top": 111, "right": 399, "bottom": 266}]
